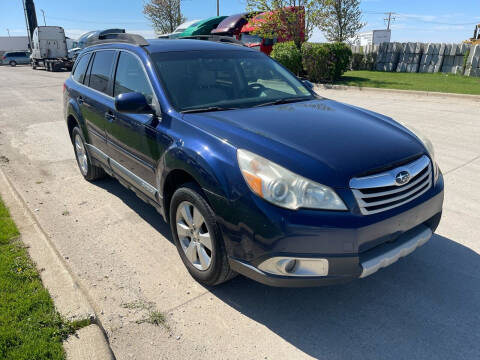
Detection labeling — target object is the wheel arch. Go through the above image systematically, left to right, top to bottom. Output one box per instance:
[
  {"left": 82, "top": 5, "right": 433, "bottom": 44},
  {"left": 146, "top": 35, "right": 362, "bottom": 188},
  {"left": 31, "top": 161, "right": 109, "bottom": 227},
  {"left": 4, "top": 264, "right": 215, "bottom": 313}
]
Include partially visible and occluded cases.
[
  {"left": 66, "top": 99, "right": 89, "bottom": 143},
  {"left": 160, "top": 145, "right": 234, "bottom": 223}
]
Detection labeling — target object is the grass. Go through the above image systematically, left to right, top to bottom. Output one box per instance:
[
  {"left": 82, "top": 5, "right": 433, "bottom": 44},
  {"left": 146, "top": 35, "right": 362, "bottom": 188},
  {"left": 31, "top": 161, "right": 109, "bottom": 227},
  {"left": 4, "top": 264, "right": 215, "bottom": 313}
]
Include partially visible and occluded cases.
[
  {"left": 336, "top": 70, "right": 480, "bottom": 95},
  {"left": 0, "top": 196, "right": 88, "bottom": 360},
  {"left": 122, "top": 301, "right": 169, "bottom": 329}
]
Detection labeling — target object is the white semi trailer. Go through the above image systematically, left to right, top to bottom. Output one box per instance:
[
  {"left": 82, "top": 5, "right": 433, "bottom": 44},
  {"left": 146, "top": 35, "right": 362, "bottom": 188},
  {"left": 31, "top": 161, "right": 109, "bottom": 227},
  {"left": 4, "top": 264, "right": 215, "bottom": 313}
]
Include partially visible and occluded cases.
[{"left": 31, "top": 26, "right": 73, "bottom": 71}]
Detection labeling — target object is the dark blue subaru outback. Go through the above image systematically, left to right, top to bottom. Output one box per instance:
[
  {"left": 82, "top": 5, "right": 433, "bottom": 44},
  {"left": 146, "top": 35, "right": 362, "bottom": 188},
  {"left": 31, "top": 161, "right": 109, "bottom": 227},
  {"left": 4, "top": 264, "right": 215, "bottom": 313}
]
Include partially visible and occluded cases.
[{"left": 64, "top": 34, "right": 444, "bottom": 287}]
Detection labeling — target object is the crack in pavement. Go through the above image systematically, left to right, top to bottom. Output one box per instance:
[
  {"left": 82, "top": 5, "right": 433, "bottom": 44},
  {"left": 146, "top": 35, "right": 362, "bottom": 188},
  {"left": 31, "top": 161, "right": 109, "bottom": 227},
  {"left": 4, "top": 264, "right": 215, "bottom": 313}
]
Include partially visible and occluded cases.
[{"left": 443, "top": 155, "right": 480, "bottom": 175}]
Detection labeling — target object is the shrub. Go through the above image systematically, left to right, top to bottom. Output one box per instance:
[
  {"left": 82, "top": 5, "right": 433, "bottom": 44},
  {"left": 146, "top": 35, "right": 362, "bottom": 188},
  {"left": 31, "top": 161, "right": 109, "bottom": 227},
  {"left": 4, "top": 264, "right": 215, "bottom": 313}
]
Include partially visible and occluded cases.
[
  {"left": 271, "top": 41, "right": 303, "bottom": 75},
  {"left": 301, "top": 42, "right": 352, "bottom": 82},
  {"left": 351, "top": 51, "right": 377, "bottom": 71},
  {"left": 351, "top": 52, "right": 364, "bottom": 70}
]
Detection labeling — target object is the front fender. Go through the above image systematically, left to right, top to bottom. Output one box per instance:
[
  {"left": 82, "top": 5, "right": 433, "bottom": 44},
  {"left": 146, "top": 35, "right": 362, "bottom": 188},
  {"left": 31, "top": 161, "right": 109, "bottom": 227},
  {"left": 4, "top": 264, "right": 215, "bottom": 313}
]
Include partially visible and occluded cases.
[{"left": 159, "top": 133, "right": 241, "bottom": 211}]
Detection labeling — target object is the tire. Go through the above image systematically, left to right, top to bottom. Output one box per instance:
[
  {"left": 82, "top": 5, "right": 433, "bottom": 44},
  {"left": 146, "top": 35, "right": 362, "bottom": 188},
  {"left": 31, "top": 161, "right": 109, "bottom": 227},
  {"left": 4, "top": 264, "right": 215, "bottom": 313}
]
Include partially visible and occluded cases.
[
  {"left": 9, "top": 61, "right": 16, "bottom": 67},
  {"left": 31, "top": 61, "right": 37, "bottom": 70},
  {"left": 71, "top": 127, "right": 106, "bottom": 181},
  {"left": 170, "top": 183, "right": 236, "bottom": 286}
]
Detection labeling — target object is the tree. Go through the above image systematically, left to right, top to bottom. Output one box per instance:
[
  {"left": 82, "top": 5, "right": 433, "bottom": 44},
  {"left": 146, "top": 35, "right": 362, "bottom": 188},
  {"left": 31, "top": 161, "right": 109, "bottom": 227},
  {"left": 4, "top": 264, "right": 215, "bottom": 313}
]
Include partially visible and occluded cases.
[
  {"left": 144, "top": 0, "right": 186, "bottom": 35},
  {"left": 246, "top": 0, "right": 323, "bottom": 46},
  {"left": 317, "top": 0, "right": 364, "bottom": 43}
]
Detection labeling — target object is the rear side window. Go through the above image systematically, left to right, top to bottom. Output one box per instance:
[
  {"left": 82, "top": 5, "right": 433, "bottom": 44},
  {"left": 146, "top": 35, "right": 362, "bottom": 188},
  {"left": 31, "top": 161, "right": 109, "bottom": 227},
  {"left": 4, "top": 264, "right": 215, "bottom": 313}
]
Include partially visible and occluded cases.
[
  {"left": 88, "top": 50, "right": 115, "bottom": 95},
  {"left": 114, "top": 52, "right": 153, "bottom": 105},
  {"left": 72, "top": 53, "right": 91, "bottom": 84}
]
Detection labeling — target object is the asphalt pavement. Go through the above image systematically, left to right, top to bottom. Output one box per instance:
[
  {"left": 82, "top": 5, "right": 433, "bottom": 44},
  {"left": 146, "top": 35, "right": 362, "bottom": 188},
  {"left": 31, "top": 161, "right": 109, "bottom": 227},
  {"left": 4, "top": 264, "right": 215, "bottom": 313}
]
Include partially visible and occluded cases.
[{"left": 0, "top": 65, "right": 479, "bottom": 359}]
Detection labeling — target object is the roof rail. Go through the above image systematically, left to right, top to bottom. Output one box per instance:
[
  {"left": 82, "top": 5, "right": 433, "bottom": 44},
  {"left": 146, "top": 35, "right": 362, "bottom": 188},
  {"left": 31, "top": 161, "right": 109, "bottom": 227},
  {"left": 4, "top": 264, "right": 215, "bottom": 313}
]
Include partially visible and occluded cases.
[
  {"left": 87, "top": 33, "right": 149, "bottom": 47},
  {"left": 180, "top": 35, "right": 245, "bottom": 46}
]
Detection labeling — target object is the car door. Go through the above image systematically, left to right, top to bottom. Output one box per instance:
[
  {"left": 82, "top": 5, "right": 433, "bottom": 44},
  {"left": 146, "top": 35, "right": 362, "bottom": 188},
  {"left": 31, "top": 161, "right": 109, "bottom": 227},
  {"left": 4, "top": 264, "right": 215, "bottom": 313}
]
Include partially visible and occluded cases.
[
  {"left": 79, "top": 50, "right": 117, "bottom": 158},
  {"left": 106, "top": 51, "right": 163, "bottom": 197},
  {"left": 20, "top": 52, "right": 30, "bottom": 64}
]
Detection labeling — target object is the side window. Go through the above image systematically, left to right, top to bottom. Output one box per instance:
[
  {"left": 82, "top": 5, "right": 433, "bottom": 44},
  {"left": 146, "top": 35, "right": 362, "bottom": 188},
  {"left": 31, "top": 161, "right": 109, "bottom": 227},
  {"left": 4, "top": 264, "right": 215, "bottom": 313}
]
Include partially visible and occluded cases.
[
  {"left": 88, "top": 50, "right": 115, "bottom": 95},
  {"left": 114, "top": 52, "right": 153, "bottom": 105},
  {"left": 72, "top": 53, "right": 91, "bottom": 84}
]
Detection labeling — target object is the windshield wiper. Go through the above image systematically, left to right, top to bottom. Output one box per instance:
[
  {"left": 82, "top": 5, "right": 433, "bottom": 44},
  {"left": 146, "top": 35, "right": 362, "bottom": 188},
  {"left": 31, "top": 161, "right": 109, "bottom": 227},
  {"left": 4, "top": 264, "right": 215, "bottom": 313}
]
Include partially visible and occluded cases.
[
  {"left": 253, "top": 97, "right": 312, "bottom": 108},
  {"left": 181, "top": 106, "right": 237, "bottom": 114}
]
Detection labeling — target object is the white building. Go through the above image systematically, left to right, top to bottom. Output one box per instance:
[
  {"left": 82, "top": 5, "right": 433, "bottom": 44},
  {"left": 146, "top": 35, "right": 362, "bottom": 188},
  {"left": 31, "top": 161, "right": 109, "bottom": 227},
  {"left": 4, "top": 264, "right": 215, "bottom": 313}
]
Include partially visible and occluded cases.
[
  {"left": 354, "top": 30, "right": 391, "bottom": 46},
  {"left": 0, "top": 36, "right": 29, "bottom": 52}
]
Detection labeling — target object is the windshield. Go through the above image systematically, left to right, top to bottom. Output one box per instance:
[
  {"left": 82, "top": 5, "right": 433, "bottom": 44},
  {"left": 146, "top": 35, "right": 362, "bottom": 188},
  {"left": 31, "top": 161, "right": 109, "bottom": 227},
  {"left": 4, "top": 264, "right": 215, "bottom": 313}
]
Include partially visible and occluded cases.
[
  {"left": 176, "top": 21, "right": 200, "bottom": 32},
  {"left": 240, "top": 34, "right": 262, "bottom": 45},
  {"left": 151, "top": 50, "right": 313, "bottom": 112}
]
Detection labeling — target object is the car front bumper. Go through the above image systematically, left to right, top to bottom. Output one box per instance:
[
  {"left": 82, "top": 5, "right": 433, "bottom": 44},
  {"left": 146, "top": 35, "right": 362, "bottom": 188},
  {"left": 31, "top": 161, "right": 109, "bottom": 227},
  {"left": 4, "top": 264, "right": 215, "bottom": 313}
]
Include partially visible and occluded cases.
[
  {"left": 214, "top": 174, "right": 444, "bottom": 287},
  {"left": 229, "top": 219, "right": 439, "bottom": 287}
]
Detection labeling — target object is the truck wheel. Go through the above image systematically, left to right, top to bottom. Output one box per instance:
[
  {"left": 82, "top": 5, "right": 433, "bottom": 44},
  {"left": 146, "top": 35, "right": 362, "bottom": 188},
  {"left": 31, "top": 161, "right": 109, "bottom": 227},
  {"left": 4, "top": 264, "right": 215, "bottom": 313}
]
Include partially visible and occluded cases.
[
  {"left": 9, "top": 61, "right": 17, "bottom": 67},
  {"left": 31, "top": 61, "right": 37, "bottom": 70},
  {"left": 46, "top": 62, "right": 51, "bottom": 71},
  {"left": 71, "top": 127, "right": 106, "bottom": 181},
  {"left": 170, "top": 183, "right": 236, "bottom": 286}
]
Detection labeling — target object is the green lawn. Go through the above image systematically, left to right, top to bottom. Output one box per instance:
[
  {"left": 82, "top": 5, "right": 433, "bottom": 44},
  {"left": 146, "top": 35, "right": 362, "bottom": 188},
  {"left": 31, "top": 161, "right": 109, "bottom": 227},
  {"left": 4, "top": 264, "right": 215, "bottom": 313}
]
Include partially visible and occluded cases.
[
  {"left": 336, "top": 70, "right": 480, "bottom": 95},
  {"left": 0, "top": 196, "right": 87, "bottom": 360}
]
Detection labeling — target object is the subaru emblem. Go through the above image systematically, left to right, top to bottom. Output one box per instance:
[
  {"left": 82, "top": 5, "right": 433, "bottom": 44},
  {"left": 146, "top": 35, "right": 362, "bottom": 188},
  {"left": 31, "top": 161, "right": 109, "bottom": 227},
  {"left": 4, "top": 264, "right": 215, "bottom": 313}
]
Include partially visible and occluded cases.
[{"left": 395, "top": 171, "right": 410, "bottom": 185}]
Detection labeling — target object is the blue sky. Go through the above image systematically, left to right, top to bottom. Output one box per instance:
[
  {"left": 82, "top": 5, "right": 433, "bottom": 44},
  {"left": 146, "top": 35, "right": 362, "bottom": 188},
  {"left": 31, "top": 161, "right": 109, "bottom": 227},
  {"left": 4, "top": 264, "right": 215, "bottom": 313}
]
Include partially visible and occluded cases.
[{"left": 1, "top": 0, "right": 480, "bottom": 43}]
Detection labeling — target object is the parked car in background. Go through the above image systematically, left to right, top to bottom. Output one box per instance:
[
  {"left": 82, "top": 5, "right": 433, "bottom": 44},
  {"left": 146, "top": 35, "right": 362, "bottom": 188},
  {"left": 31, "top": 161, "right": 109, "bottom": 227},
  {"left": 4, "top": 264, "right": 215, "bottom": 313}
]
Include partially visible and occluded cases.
[
  {"left": 240, "top": 6, "right": 305, "bottom": 55},
  {"left": 210, "top": 13, "right": 254, "bottom": 39},
  {"left": 178, "top": 16, "right": 227, "bottom": 37},
  {"left": 158, "top": 19, "right": 202, "bottom": 39},
  {"left": 64, "top": 35, "right": 443, "bottom": 287},
  {"left": 68, "top": 47, "right": 82, "bottom": 60},
  {"left": 1, "top": 51, "right": 31, "bottom": 66}
]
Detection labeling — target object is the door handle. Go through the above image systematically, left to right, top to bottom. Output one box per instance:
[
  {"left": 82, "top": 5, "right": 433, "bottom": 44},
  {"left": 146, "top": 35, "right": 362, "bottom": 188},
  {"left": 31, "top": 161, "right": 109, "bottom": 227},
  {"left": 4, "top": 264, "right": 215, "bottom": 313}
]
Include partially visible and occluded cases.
[
  {"left": 77, "top": 96, "right": 84, "bottom": 105},
  {"left": 105, "top": 111, "right": 116, "bottom": 122}
]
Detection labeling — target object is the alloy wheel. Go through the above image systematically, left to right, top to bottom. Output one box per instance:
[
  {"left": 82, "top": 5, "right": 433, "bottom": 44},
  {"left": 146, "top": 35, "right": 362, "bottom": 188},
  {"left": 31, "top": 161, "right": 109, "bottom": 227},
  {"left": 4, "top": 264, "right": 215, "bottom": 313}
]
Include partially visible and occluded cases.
[
  {"left": 74, "top": 134, "right": 88, "bottom": 176},
  {"left": 175, "top": 201, "right": 213, "bottom": 271}
]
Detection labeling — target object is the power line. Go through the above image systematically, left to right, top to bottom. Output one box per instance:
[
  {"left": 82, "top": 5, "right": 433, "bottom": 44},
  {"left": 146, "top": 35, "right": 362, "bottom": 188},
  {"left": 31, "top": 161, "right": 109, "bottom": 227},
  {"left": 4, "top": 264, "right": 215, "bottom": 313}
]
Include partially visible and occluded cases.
[
  {"left": 364, "top": 11, "right": 479, "bottom": 26},
  {"left": 384, "top": 12, "right": 396, "bottom": 30}
]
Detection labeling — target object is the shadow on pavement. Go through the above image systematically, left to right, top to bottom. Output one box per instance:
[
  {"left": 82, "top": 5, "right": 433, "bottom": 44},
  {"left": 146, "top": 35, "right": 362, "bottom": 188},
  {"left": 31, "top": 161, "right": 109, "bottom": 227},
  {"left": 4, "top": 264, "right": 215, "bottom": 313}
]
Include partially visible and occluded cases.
[
  {"left": 93, "top": 177, "right": 173, "bottom": 243},
  {"left": 90, "top": 178, "right": 479, "bottom": 359},
  {"left": 211, "top": 235, "right": 480, "bottom": 359}
]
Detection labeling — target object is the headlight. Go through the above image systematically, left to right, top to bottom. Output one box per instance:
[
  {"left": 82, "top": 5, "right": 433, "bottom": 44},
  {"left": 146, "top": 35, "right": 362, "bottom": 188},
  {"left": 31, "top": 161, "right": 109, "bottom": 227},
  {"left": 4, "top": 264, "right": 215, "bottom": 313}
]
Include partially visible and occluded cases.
[
  {"left": 401, "top": 123, "right": 439, "bottom": 183},
  {"left": 237, "top": 149, "right": 347, "bottom": 211}
]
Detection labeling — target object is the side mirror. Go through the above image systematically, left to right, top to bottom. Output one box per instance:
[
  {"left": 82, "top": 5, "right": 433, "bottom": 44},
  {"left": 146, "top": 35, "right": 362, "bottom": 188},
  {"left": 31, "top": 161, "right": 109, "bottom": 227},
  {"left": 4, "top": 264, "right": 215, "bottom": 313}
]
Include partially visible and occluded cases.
[
  {"left": 302, "top": 79, "right": 314, "bottom": 90},
  {"left": 115, "top": 92, "right": 153, "bottom": 114}
]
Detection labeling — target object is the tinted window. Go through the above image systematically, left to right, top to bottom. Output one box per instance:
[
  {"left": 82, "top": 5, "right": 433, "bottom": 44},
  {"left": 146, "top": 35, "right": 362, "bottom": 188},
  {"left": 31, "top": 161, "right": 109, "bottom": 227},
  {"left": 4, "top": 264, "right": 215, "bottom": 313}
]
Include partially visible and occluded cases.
[
  {"left": 89, "top": 50, "right": 115, "bottom": 95},
  {"left": 152, "top": 50, "right": 312, "bottom": 111},
  {"left": 114, "top": 52, "right": 153, "bottom": 105},
  {"left": 72, "top": 53, "right": 91, "bottom": 84}
]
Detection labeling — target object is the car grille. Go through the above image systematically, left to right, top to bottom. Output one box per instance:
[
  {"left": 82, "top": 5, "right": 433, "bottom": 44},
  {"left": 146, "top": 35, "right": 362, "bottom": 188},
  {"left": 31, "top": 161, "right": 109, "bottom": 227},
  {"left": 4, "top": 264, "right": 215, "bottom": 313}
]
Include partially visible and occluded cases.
[{"left": 350, "top": 155, "right": 432, "bottom": 215}]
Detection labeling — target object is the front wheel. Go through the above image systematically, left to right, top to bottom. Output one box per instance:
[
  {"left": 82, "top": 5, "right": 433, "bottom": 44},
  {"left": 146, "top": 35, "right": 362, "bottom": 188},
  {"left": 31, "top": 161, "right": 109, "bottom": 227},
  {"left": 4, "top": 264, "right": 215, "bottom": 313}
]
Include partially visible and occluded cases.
[{"left": 170, "top": 183, "right": 236, "bottom": 286}]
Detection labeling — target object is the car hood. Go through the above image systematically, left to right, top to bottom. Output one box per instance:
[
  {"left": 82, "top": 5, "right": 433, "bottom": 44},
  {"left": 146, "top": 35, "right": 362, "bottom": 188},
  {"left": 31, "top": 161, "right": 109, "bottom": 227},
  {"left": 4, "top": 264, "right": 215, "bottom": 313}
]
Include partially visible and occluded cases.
[{"left": 183, "top": 99, "right": 426, "bottom": 188}]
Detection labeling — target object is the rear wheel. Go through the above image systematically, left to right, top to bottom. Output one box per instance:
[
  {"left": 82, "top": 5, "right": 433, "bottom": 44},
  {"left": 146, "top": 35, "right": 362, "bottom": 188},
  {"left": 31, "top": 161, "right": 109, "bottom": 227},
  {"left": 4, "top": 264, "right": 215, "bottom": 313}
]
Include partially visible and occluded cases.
[
  {"left": 9, "top": 61, "right": 16, "bottom": 67},
  {"left": 71, "top": 127, "right": 105, "bottom": 181},
  {"left": 170, "top": 183, "right": 236, "bottom": 286}
]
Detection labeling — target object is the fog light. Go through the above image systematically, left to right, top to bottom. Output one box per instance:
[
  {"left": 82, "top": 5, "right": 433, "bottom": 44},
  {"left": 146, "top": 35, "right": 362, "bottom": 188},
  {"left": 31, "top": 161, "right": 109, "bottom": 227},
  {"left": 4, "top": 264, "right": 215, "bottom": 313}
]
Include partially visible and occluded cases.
[{"left": 258, "top": 257, "right": 328, "bottom": 277}]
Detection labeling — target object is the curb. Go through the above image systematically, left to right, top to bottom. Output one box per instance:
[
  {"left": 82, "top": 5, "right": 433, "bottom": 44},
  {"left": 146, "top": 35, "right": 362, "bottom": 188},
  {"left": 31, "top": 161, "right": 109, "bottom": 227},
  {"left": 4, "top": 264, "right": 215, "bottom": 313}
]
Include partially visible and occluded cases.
[
  {"left": 315, "top": 83, "right": 480, "bottom": 101},
  {"left": 0, "top": 167, "right": 115, "bottom": 360}
]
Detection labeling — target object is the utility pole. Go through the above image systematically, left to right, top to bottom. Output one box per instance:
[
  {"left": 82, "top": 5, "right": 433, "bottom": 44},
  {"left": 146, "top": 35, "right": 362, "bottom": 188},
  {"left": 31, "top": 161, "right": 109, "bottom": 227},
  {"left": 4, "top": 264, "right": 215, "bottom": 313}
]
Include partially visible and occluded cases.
[
  {"left": 217, "top": 0, "right": 219, "bottom": 16},
  {"left": 41, "top": 9, "right": 46, "bottom": 26},
  {"left": 384, "top": 12, "right": 396, "bottom": 30},
  {"left": 6, "top": 28, "right": 10, "bottom": 37}
]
